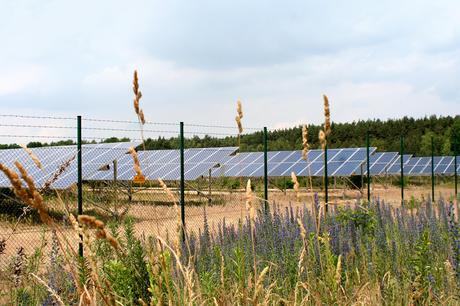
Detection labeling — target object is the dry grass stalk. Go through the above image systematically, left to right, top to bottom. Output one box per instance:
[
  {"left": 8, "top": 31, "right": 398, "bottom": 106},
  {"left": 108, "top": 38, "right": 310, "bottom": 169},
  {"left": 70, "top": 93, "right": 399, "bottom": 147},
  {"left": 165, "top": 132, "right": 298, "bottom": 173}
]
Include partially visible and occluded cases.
[
  {"left": 132, "top": 70, "right": 147, "bottom": 152},
  {"left": 133, "top": 70, "right": 142, "bottom": 116},
  {"left": 323, "top": 94, "right": 331, "bottom": 136},
  {"left": 235, "top": 100, "right": 244, "bottom": 134},
  {"left": 237, "top": 100, "right": 243, "bottom": 119},
  {"left": 139, "top": 109, "right": 146, "bottom": 125},
  {"left": 301, "top": 125, "right": 309, "bottom": 160},
  {"left": 319, "top": 130, "right": 326, "bottom": 150},
  {"left": 19, "top": 144, "right": 42, "bottom": 170},
  {"left": 128, "top": 147, "right": 143, "bottom": 177},
  {"left": 42, "top": 154, "right": 76, "bottom": 191},
  {"left": 0, "top": 162, "right": 51, "bottom": 224},
  {"left": 0, "top": 162, "right": 86, "bottom": 297},
  {"left": 291, "top": 172, "right": 300, "bottom": 200},
  {"left": 158, "top": 178, "right": 182, "bottom": 259},
  {"left": 245, "top": 178, "right": 258, "bottom": 285},
  {"left": 245, "top": 179, "right": 255, "bottom": 221},
  {"left": 77, "top": 215, "right": 121, "bottom": 252},
  {"left": 294, "top": 218, "right": 307, "bottom": 304},
  {"left": 156, "top": 236, "right": 198, "bottom": 303},
  {"left": 335, "top": 254, "right": 342, "bottom": 285},
  {"left": 253, "top": 266, "right": 269, "bottom": 302},
  {"left": 31, "top": 273, "right": 65, "bottom": 306}
]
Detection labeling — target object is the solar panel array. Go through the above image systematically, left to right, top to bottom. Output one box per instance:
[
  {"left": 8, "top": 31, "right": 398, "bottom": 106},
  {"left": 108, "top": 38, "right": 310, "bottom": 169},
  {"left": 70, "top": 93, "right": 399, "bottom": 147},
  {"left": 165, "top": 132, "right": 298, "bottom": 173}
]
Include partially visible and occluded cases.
[
  {"left": 0, "top": 142, "right": 140, "bottom": 189},
  {"left": 1, "top": 142, "right": 459, "bottom": 190},
  {"left": 87, "top": 147, "right": 239, "bottom": 181},
  {"left": 212, "top": 148, "right": 377, "bottom": 177},
  {"left": 363, "top": 152, "right": 399, "bottom": 175},
  {"left": 386, "top": 154, "right": 413, "bottom": 175},
  {"left": 385, "top": 155, "right": 460, "bottom": 175}
]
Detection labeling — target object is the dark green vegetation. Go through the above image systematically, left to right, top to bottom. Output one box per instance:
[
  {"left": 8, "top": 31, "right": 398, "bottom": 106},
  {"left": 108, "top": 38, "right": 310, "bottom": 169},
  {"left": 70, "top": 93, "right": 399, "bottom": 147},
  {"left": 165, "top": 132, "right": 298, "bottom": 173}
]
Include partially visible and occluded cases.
[
  {"left": 3, "top": 115, "right": 459, "bottom": 156},
  {"left": 141, "top": 115, "right": 460, "bottom": 155}
]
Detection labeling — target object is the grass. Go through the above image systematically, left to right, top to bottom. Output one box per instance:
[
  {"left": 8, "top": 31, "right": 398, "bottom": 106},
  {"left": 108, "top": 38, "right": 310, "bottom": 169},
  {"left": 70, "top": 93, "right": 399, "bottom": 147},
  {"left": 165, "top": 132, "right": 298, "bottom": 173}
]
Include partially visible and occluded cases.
[{"left": 1, "top": 188, "right": 459, "bottom": 305}]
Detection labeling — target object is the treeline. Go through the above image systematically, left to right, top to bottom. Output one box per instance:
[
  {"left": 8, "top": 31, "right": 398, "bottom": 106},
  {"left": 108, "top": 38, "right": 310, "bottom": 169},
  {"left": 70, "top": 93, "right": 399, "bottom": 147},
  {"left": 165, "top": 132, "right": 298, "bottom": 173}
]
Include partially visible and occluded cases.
[
  {"left": 144, "top": 115, "right": 460, "bottom": 156},
  {"left": 2, "top": 116, "right": 459, "bottom": 156}
]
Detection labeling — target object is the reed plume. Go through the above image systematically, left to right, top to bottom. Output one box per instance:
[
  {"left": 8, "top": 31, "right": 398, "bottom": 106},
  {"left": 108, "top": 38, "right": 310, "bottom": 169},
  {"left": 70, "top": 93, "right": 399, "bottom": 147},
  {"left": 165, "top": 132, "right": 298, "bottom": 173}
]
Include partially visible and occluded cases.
[
  {"left": 132, "top": 70, "right": 147, "bottom": 150},
  {"left": 133, "top": 70, "right": 142, "bottom": 117},
  {"left": 323, "top": 94, "right": 331, "bottom": 136},
  {"left": 235, "top": 100, "right": 243, "bottom": 134},
  {"left": 237, "top": 100, "right": 243, "bottom": 119},
  {"left": 139, "top": 109, "right": 146, "bottom": 125},
  {"left": 301, "top": 125, "right": 309, "bottom": 160},
  {"left": 319, "top": 130, "right": 326, "bottom": 150},
  {"left": 19, "top": 144, "right": 42, "bottom": 170},
  {"left": 128, "top": 147, "right": 143, "bottom": 177},
  {"left": 42, "top": 154, "right": 76, "bottom": 191},
  {"left": 0, "top": 162, "right": 51, "bottom": 224},
  {"left": 291, "top": 172, "right": 300, "bottom": 200},
  {"left": 245, "top": 179, "right": 255, "bottom": 221},
  {"left": 77, "top": 215, "right": 121, "bottom": 252}
]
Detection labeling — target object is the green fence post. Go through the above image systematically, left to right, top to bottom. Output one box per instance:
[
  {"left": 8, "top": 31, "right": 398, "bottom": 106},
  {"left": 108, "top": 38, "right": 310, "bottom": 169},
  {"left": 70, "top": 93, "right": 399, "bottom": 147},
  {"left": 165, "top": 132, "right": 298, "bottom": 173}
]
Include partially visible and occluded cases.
[
  {"left": 77, "top": 116, "right": 83, "bottom": 257},
  {"left": 180, "top": 122, "right": 186, "bottom": 239},
  {"left": 263, "top": 127, "right": 268, "bottom": 212},
  {"left": 366, "top": 131, "right": 371, "bottom": 203},
  {"left": 400, "top": 135, "right": 404, "bottom": 206},
  {"left": 431, "top": 136, "right": 435, "bottom": 202},
  {"left": 324, "top": 143, "right": 328, "bottom": 212}
]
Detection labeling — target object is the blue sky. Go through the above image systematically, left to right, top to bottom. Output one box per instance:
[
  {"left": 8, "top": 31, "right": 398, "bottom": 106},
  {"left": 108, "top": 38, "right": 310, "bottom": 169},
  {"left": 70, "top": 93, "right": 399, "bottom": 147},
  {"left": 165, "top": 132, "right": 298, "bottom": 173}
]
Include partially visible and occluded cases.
[{"left": 1, "top": 0, "right": 459, "bottom": 137}]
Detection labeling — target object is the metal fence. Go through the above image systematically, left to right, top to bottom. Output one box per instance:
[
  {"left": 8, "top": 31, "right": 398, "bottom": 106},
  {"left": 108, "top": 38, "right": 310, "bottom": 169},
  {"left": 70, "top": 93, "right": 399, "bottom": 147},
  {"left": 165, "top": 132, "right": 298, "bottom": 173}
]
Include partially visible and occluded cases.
[{"left": 0, "top": 114, "right": 459, "bottom": 271}]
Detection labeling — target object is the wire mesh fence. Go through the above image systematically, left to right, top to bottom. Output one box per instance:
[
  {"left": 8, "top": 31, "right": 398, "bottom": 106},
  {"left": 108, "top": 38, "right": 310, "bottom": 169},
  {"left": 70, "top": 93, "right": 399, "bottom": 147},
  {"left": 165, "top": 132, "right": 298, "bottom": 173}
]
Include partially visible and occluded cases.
[{"left": 0, "top": 114, "right": 459, "bottom": 277}]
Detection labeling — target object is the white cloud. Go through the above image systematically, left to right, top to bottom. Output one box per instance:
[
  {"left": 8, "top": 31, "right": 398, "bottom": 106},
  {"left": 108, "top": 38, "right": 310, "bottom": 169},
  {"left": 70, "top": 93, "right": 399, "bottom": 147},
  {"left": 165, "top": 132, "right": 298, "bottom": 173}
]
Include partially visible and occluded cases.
[
  {"left": 0, "top": 0, "right": 459, "bottom": 135},
  {"left": 0, "top": 65, "right": 49, "bottom": 96}
]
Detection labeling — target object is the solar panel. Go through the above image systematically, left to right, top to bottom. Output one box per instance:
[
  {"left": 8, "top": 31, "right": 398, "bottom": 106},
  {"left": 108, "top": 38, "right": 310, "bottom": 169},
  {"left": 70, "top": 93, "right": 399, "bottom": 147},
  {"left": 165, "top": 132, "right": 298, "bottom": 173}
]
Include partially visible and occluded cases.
[
  {"left": 0, "top": 142, "right": 140, "bottom": 189},
  {"left": 87, "top": 147, "right": 238, "bottom": 181},
  {"left": 212, "top": 148, "right": 377, "bottom": 177},
  {"left": 363, "top": 152, "right": 399, "bottom": 175},
  {"left": 385, "top": 154, "right": 413, "bottom": 175},
  {"left": 406, "top": 156, "right": 460, "bottom": 176},
  {"left": 441, "top": 156, "right": 460, "bottom": 175}
]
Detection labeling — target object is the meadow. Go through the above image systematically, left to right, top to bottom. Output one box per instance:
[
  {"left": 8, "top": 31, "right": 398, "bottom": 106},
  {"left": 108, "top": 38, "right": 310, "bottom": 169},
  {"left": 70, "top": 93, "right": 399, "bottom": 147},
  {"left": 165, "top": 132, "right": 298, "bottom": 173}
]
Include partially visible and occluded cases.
[{"left": 0, "top": 183, "right": 459, "bottom": 305}]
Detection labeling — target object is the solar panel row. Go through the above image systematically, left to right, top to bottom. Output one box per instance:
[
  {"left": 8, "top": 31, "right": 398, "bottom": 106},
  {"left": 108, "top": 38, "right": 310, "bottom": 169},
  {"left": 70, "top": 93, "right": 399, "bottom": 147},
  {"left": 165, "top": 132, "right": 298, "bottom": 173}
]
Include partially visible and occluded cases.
[
  {"left": 0, "top": 142, "right": 140, "bottom": 189},
  {"left": 1, "top": 143, "right": 459, "bottom": 190},
  {"left": 86, "top": 147, "right": 239, "bottom": 181},
  {"left": 212, "top": 148, "right": 378, "bottom": 177}
]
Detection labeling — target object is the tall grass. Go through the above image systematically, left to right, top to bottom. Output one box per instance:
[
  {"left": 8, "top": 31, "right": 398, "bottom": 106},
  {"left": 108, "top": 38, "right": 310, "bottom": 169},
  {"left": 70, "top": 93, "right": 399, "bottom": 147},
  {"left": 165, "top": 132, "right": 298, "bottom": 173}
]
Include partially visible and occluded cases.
[{"left": 1, "top": 177, "right": 459, "bottom": 305}]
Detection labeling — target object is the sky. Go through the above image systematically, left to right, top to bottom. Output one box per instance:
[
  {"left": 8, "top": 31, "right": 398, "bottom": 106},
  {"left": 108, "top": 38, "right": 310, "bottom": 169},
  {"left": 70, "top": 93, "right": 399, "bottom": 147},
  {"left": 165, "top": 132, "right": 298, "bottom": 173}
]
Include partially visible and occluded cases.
[{"left": 1, "top": 0, "right": 460, "bottom": 141}]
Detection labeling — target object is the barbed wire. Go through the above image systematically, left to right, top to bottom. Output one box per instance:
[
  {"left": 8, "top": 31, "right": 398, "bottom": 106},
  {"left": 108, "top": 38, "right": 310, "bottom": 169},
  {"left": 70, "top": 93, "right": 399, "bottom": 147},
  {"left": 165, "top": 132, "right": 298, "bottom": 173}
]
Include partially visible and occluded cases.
[
  {"left": 0, "top": 114, "right": 265, "bottom": 130},
  {"left": 0, "top": 114, "right": 75, "bottom": 120}
]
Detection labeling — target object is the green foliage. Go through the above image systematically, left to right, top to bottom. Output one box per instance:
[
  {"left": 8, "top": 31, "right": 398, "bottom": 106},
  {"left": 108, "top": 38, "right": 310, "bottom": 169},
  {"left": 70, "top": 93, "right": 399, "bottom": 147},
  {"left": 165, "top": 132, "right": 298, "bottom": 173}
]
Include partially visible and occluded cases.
[{"left": 336, "top": 206, "right": 376, "bottom": 235}]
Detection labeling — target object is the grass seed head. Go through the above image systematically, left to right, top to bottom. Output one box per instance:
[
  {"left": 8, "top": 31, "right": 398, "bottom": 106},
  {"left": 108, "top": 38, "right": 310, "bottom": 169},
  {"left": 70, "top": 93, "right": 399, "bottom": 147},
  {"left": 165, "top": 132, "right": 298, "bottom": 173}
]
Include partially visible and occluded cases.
[
  {"left": 133, "top": 70, "right": 142, "bottom": 116},
  {"left": 323, "top": 94, "right": 331, "bottom": 136},
  {"left": 235, "top": 100, "right": 243, "bottom": 134},
  {"left": 237, "top": 100, "right": 243, "bottom": 119},
  {"left": 139, "top": 109, "right": 146, "bottom": 125},
  {"left": 235, "top": 116, "right": 243, "bottom": 134},
  {"left": 302, "top": 125, "right": 309, "bottom": 160},
  {"left": 319, "top": 130, "right": 326, "bottom": 149},
  {"left": 19, "top": 144, "right": 42, "bottom": 170},
  {"left": 128, "top": 147, "right": 143, "bottom": 177},
  {"left": 291, "top": 172, "right": 300, "bottom": 199},
  {"left": 245, "top": 179, "right": 255, "bottom": 221}
]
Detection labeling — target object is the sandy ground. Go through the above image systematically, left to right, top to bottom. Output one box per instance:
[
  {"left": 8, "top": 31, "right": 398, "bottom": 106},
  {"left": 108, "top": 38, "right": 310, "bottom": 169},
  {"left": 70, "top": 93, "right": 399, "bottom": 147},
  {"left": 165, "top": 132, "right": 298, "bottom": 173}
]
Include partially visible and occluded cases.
[{"left": 1, "top": 184, "right": 458, "bottom": 267}]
